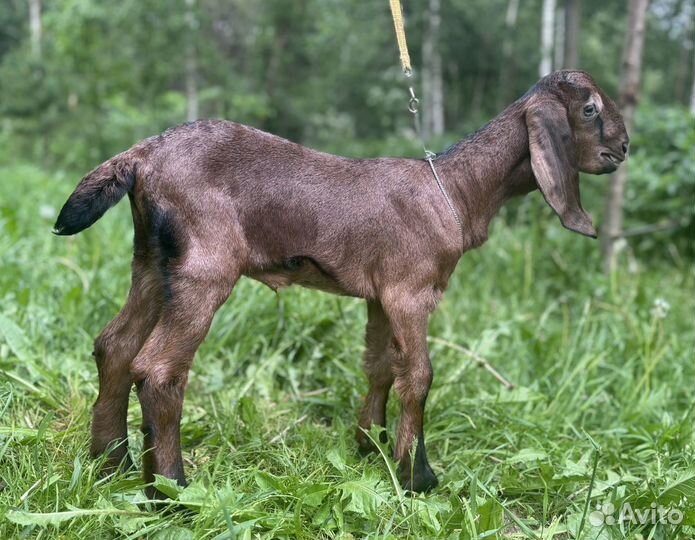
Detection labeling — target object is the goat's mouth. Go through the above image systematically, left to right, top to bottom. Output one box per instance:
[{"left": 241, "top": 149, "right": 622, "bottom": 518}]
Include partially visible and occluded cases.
[
  {"left": 599, "top": 152, "right": 624, "bottom": 172},
  {"left": 600, "top": 152, "right": 624, "bottom": 166}
]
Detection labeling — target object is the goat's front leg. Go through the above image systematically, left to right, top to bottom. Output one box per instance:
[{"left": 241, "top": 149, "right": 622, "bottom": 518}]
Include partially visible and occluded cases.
[
  {"left": 382, "top": 290, "right": 438, "bottom": 492},
  {"left": 382, "top": 291, "right": 438, "bottom": 493},
  {"left": 356, "top": 300, "right": 395, "bottom": 455}
]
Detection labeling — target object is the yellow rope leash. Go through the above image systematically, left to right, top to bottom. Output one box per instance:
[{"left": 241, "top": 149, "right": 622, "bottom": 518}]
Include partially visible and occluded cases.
[
  {"left": 387, "top": 0, "right": 464, "bottom": 248},
  {"left": 389, "top": 0, "right": 412, "bottom": 75}
]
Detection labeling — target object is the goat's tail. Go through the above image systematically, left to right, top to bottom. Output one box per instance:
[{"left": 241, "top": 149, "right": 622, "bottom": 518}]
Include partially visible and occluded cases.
[{"left": 53, "top": 151, "right": 139, "bottom": 236}]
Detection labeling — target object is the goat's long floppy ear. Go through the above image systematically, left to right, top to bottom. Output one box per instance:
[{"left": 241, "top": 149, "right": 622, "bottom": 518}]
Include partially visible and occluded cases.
[{"left": 526, "top": 100, "right": 597, "bottom": 238}]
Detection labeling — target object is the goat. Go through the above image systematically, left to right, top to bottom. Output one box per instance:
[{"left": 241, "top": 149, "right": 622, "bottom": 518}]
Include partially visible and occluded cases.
[{"left": 54, "top": 70, "right": 628, "bottom": 495}]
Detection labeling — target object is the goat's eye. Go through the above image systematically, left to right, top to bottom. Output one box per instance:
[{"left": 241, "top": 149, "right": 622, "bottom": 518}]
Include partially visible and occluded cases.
[{"left": 583, "top": 103, "right": 597, "bottom": 118}]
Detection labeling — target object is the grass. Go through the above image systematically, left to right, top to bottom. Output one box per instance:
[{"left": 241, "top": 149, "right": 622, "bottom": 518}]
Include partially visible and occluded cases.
[{"left": 0, "top": 162, "right": 693, "bottom": 539}]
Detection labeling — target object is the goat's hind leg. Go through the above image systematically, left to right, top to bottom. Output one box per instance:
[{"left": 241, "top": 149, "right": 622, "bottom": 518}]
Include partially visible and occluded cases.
[
  {"left": 91, "top": 259, "right": 161, "bottom": 471},
  {"left": 131, "top": 261, "right": 238, "bottom": 498},
  {"left": 356, "top": 300, "right": 395, "bottom": 455}
]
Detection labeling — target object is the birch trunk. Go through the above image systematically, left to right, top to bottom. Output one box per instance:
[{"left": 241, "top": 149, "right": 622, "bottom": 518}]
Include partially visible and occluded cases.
[
  {"left": 28, "top": 0, "right": 42, "bottom": 59},
  {"left": 185, "top": 0, "right": 199, "bottom": 122},
  {"left": 422, "top": 0, "right": 444, "bottom": 138},
  {"left": 497, "top": 0, "right": 520, "bottom": 110},
  {"left": 540, "top": 0, "right": 556, "bottom": 76},
  {"left": 563, "top": 0, "right": 581, "bottom": 68},
  {"left": 601, "top": 0, "right": 650, "bottom": 273},
  {"left": 555, "top": 5, "right": 565, "bottom": 71},
  {"left": 691, "top": 47, "right": 695, "bottom": 115}
]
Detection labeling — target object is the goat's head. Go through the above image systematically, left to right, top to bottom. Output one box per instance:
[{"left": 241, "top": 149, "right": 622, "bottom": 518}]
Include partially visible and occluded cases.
[{"left": 525, "top": 70, "right": 628, "bottom": 238}]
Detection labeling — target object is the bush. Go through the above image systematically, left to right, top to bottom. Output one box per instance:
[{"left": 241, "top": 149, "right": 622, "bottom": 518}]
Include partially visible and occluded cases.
[{"left": 623, "top": 104, "right": 695, "bottom": 255}]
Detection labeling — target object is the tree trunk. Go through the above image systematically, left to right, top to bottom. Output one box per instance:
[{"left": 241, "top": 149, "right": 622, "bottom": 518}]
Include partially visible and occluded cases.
[
  {"left": 28, "top": 0, "right": 42, "bottom": 59},
  {"left": 185, "top": 0, "right": 199, "bottom": 122},
  {"left": 422, "top": 0, "right": 444, "bottom": 138},
  {"left": 497, "top": 0, "right": 520, "bottom": 110},
  {"left": 540, "top": 0, "right": 557, "bottom": 76},
  {"left": 563, "top": 0, "right": 581, "bottom": 68},
  {"left": 601, "top": 0, "right": 649, "bottom": 273},
  {"left": 675, "top": 2, "right": 695, "bottom": 105},
  {"left": 555, "top": 5, "right": 565, "bottom": 71},
  {"left": 674, "top": 36, "right": 689, "bottom": 104},
  {"left": 691, "top": 46, "right": 695, "bottom": 115},
  {"left": 470, "top": 73, "right": 485, "bottom": 121}
]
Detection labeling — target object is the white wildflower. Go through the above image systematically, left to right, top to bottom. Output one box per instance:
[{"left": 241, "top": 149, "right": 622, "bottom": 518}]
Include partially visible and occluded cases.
[{"left": 650, "top": 298, "right": 670, "bottom": 320}]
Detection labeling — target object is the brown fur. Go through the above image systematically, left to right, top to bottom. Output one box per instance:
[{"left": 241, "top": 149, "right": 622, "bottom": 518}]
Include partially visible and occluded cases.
[{"left": 54, "top": 70, "right": 627, "bottom": 495}]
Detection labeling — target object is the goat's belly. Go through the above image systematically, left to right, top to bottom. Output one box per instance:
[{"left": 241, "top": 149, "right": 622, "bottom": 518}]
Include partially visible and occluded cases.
[{"left": 245, "top": 256, "right": 354, "bottom": 296}]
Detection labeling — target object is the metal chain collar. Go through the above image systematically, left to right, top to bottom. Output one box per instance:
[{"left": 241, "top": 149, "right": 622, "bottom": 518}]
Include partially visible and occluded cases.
[{"left": 405, "top": 78, "right": 465, "bottom": 248}]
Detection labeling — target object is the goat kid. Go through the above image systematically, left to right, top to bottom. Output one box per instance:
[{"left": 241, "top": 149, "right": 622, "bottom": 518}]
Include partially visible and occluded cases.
[{"left": 54, "top": 70, "right": 628, "bottom": 495}]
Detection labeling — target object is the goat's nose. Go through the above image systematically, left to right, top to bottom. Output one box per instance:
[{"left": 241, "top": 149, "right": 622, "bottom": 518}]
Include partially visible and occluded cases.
[{"left": 621, "top": 140, "right": 629, "bottom": 156}]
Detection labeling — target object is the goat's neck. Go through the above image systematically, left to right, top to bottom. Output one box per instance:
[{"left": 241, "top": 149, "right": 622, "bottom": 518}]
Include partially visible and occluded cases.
[{"left": 435, "top": 102, "right": 537, "bottom": 248}]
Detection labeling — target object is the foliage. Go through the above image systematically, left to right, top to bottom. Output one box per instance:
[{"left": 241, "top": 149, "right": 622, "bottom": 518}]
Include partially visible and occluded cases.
[
  {"left": 1, "top": 0, "right": 693, "bottom": 168},
  {"left": 622, "top": 104, "right": 695, "bottom": 254},
  {"left": 1, "top": 164, "right": 693, "bottom": 538}
]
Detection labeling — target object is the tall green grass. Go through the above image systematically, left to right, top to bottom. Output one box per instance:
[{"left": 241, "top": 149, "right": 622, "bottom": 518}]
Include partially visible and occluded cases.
[{"left": 1, "top": 163, "right": 693, "bottom": 539}]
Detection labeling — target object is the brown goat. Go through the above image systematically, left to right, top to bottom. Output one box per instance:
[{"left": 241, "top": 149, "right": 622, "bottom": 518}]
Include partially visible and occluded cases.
[{"left": 54, "top": 70, "right": 627, "bottom": 495}]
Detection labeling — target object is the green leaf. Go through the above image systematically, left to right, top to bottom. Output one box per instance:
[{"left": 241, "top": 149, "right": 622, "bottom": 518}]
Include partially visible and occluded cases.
[
  {"left": 0, "top": 312, "right": 29, "bottom": 361},
  {"left": 326, "top": 447, "right": 346, "bottom": 472},
  {"left": 507, "top": 448, "right": 548, "bottom": 464},
  {"left": 553, "top": 453, "right": 591, "bottom": 480},
  {"left": 254, "top": 471, "right": 284, "bottom": 493},
  {"left": 657, "top": 471, "right": 695, "bottom": 505},
  {"left": 339, "top": 472, "right": 387, "bottom": 516},
  {"left": 152, "top": 475, "right": 184, "bottom": 499},
  {"left": 178, "top": 482, "right": 209, "bottom": 507},
  {"left": 298, "top": 483, "right": 330, "bottom": 508},
  {"left": 408, "top": 498, "right": 451, "bottom": 533},
  {"left": 477, "top": 498, "right": 504, "bottom": 533},
  {"left": 114, "top": 506, "right": 158, "bottom": 535},
  {"left": 6, "top": 507, "right": 145, "bottom": 526},
  {"left": 682, "top": 508, "right": 695, "bottom": 527},
  {"left": 565, "top": 511, "right": 611, "bottom": 540}
]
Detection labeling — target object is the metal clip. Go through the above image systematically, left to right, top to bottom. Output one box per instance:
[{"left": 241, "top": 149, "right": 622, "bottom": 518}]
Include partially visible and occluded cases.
[{"left": 407, "top": 86, "right": 419, "bottom": 114}]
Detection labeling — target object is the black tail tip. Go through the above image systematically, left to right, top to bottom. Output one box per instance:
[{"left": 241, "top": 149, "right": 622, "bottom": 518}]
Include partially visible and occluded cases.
[{"left": 52, "top": 207, "right": 90, "bottom": 236}]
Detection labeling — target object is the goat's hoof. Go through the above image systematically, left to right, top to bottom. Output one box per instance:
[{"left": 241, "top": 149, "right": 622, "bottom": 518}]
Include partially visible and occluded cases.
[
  {"left": 356, "top": 426, "right": 388, "bottom": 457},
  {"left": 357, "top": 438, "right": 379, "bottom": 457},
  {"left": 399, "top": 464, "right": 439, "bottom": 494}
]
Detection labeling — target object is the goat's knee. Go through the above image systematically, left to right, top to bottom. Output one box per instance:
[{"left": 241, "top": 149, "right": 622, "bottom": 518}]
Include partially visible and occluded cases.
[
  {"left": 93, "top": 329, "right": 130, "bottom": 377},
  {"left": 393, "top": 355, "right": 433, "bottom": 403}
]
